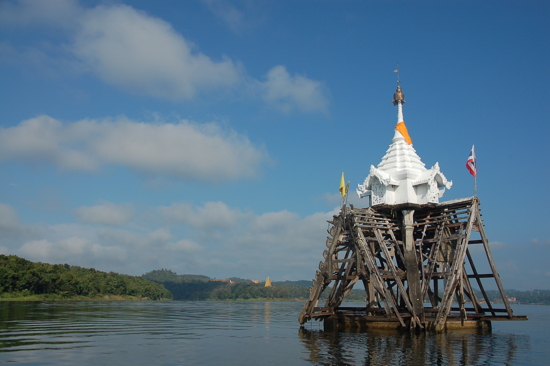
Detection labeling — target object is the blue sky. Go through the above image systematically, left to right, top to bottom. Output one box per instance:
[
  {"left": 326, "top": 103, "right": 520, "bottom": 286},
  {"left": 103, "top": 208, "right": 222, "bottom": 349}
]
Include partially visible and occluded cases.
[{"left": 1, "top": 0, "right": 549, "bottom": 289}]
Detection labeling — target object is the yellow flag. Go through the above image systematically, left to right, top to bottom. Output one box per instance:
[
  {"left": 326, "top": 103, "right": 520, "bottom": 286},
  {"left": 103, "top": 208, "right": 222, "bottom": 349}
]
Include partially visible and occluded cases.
[
  {"left": 395, "top": 121, "right": 412, "bottom": 145},
  {"left": 339, "top": 172, "right": 346, "bottom": 197}
]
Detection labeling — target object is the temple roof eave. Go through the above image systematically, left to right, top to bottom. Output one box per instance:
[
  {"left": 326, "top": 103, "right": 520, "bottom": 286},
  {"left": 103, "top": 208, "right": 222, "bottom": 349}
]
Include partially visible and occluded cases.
[
  {"left": 411, "top": 162, "right": 453, "bottom": 189},
  {"left": 356, "top": 165, "right": 400, "bottom": 198},
  {"left": 366, "top": 165, "right": 400, "bottom": 188}
]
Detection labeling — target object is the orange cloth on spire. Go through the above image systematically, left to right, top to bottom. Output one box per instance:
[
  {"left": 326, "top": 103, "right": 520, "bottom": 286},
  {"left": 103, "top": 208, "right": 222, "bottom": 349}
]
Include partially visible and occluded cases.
[{"left": 395, "top": 121, "right": 412, "bottom": 145}]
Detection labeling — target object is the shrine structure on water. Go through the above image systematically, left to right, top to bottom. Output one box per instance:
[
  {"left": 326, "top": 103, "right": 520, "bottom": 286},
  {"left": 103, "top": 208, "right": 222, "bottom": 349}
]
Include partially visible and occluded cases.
[{"left": 298, "top": 84, "right": 527, "bottom": 332}]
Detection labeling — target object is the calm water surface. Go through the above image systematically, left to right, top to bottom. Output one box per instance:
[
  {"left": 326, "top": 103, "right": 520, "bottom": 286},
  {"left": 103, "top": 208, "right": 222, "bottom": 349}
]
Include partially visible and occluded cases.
[{"left": 0, "top": 301, "right": 546, "bottom": 365}]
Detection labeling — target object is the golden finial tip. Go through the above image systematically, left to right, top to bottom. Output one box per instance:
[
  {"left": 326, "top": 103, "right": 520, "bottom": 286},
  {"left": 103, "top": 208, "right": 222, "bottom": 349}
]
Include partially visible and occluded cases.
[{"left": 392, "top": 85, "right": 405, "bottom": 106}]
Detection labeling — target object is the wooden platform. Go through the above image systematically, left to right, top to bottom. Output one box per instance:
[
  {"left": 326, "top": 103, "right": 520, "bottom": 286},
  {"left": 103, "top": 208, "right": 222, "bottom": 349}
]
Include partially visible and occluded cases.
[{"left": 299, "top": 197, "right": 527, "bottom": 332}]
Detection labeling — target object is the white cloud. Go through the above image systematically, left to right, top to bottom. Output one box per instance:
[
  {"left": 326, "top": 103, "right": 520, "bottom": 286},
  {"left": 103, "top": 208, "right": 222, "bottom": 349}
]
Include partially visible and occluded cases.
[
  {"left": 202, "top": 0, "right": 247, "bottom": 34},
  {"left": 0, "top": 1, "right": 329, "bottom": 112},
  {"left": 2, "top": 1, "right": 240, "bottom": 100},
  {"left": 73, "top": 4, "right": 241, "bottom": 100},
  {"left": 261, "top": 65, "right": 329, "bottom": 113},
  {"left": 0, "top": 115, "right": 268, "bottom": 181},
  {"left": 0, "top": 116, "right": 98, "bottom": 170},
  {"left": 89, "top": 118, "right": 266, "bottom": 180},
  {"left": 15, "top": 193, "right": 547, "bottom": 285},
  {"left": 1, "top": 196, "right": 337, "bottom": 279},
  {"left": 157, "top": 201, "right": 341, "bottom": 278},
  {"left": 159, "top": 201, "right": 247, "bottom": 229},
  {"left": 75, "top": 202, "right": 134, "bottom": 226},
  {"left": 157, "top": 202, "right": 337, "bottom": 278},
  {"left": 0, "top": 203, "right": 21, "bottom": 231},
  {"left": 0, "top": 203, "right": 49, "bottom": 241},
  {"left": 212, "top": 209, "right": 333, "bottom": 280},
  {"left": 240, "top": 210, "right": 334, "bottom": 255},
  {"left": 10, "top": 224, "right": 203, "bottom": 272},
  {"left": 98, "top": 227, "right": 172, "bottom": 248},
  {"left": 97, "top": 228, "right": 141, "bottom": 247},
  {"left": 147, "top": 228, "right": 172, "bottom": 246},
  {"left": 18, "top": 237, "right": 127, "bottom": 265},
  {"left": 531, "top": 238, "right": 550, "bottom": 247},
  {"left": 19, "top": 239, "right": 54, "bottom": 260},
  {"left": 165, "top": 239, "right": 203, "bottom": 253},
  {"left": 488, "top": 241, "right": 507, "bottom": 249}
]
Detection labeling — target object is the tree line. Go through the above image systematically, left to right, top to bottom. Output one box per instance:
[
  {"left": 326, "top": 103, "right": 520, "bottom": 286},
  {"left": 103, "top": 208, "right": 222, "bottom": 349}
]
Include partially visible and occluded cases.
[
  {"left": 0, "top": 255, "right": 172, "bottom": 300},
  {"left": 3, "top": 258, "right": 548, "bottom": 303},
  {"left": 141, "top": 269, "right": 367, "bottom": 301},
  {"left": 142, "top": 269, "right": 312, "bottom": 300},
  {"left": 143, "top": 269, "right": 550, "bottom": 304},
  {"left": 143, "top": 280, "right": 312, "bottom": 301},
  {"left": 485, "top": 289, "right": 550, "bottom": 305}
]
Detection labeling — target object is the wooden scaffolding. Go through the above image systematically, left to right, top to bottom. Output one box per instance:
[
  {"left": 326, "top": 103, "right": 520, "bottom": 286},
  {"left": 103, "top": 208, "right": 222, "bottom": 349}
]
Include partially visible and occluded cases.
[{"left": 298, "top": 196, "right": 527, "bottom": 331}]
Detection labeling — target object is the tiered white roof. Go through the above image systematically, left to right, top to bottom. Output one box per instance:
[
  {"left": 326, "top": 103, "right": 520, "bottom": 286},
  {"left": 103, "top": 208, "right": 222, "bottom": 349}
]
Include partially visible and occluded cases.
[{"left": 357, "top": 86, "right": 452, "bottom": 206}]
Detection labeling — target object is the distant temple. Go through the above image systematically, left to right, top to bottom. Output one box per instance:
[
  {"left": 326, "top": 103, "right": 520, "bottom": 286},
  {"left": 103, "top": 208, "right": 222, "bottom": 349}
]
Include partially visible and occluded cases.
[
  {"left": 299, "top": 83, "right": 527, "bottom": 332},
  {"left": 264, "top": 277, "right": 272, "bottom": 287}
]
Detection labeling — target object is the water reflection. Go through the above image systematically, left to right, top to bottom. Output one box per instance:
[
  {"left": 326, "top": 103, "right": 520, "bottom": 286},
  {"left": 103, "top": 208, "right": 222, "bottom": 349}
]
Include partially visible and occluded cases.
[
  {"left": 0, "top": 302, "right": 538, "bottom": 366},
  {"left": 264, "top": 302, "right": 271, "bottom": 327},
  {"left": 298, "top": 326, "right": 530, "bottom": 366}
]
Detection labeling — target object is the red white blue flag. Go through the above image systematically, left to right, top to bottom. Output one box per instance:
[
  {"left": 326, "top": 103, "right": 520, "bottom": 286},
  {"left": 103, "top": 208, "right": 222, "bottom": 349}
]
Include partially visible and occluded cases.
[{"left": 466, "top": 145, "right": 477, "bottom": 177}]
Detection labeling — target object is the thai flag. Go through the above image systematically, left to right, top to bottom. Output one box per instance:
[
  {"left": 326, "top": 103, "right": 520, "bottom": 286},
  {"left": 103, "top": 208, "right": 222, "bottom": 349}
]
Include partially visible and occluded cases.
[{"left": 466, "top": 145, "right": 477, "bottom": 177}]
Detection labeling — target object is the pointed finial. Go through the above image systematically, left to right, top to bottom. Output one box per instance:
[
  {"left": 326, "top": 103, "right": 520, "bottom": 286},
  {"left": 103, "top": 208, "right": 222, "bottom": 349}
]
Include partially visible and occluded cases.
[
  {"left": 393, "top": 62, "right": 401, "bottom": 85},
  {"left": 392, "top": 64, "right": 405, "bottom": 106},
  {"left": 392, "top": 85, "right": 405, "bottom": 106}
]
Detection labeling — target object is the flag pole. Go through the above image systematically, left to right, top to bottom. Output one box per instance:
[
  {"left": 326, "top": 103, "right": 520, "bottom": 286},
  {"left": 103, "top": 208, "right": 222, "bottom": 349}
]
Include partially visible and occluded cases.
[
  {"left": 466, "top": 145, "right": 477, "bottom": 197},
  {"left": 474, "top": 145, "right": 477, "bottom": 197},
  {"left": 339, "top": 172, "right": 349, "bottom": 211},
  {"left": 340, "top": 184, "right": 349, "bottom": 206}
]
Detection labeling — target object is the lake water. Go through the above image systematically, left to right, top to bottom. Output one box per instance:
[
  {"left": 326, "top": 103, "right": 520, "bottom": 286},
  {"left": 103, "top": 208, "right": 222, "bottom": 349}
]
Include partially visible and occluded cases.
[{"left": 0, "top": 301, "right": 546, "bottom": 365}]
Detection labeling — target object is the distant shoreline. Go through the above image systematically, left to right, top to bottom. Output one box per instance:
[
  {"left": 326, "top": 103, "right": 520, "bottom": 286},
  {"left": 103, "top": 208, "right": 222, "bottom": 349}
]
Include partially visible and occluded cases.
[
  {"left": 3, "top": 259, "right": 549, "bottom": 304},
  {"left": 0, "top": 294, "right": 171, "bottom": 302},
  {"left": 1, "top": 295, "right": 547, "bottom": 305}
]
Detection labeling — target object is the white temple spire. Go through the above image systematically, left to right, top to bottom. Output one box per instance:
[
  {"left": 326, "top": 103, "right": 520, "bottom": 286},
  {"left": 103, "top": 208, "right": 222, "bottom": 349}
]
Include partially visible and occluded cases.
[
  {"left": 393, "top": 65, "right": 404, "bottom": 123},
  {"left": 357, "top": 84, "right": 452, "bottom": 206},
  {"left": 391, "top": 85, "right": 412, "bottom": 145},
  {"left": 393, "top": 85, "right": 406, "bottom": 123},
  {"left": 397, "top": 101, "right": 404, "bottom": 124}
]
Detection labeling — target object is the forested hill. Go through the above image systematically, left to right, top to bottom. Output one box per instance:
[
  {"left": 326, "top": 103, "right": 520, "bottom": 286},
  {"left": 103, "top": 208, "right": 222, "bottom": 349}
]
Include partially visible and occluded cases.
[
  {"left": 0, "top": 255, "right": 172, "bottom": 300},
  {"left": 142, "top": 269, "right": 314, "bottom": 301},
  {"left": 142, "top": 269, "right": 212, "bottom": 283},
  {"left": 142, "top": 270, "right": 550, "bottom": 304}
]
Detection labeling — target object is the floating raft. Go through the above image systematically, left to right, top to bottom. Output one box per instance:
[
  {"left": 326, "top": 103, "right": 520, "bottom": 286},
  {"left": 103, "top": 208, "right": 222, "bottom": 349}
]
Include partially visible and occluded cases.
[{"left": 299, "top": 196, "right": 527, "bottom": 332}]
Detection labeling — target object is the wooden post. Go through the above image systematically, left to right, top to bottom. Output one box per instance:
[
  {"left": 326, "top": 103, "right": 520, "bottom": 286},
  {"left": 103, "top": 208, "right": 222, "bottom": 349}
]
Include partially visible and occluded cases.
[{"left": 402, "top": 210, "right": 423, "bottom": 320}]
